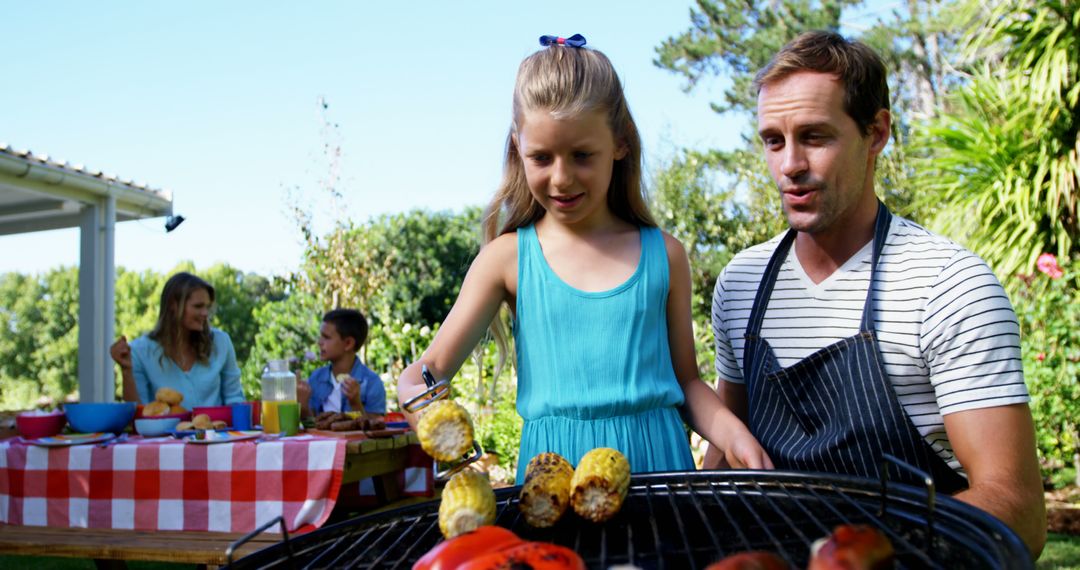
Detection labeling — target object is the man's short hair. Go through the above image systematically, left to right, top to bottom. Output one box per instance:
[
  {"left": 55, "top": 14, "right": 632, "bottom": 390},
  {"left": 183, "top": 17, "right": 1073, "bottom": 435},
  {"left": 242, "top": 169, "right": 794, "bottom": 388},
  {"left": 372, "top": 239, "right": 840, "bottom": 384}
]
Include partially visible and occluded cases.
[
  {"left": 754, "top": 30, "right": 889, "bottom": 135},
  {"left": 323, "top": 308, "right": 368, "bottom": 353}
]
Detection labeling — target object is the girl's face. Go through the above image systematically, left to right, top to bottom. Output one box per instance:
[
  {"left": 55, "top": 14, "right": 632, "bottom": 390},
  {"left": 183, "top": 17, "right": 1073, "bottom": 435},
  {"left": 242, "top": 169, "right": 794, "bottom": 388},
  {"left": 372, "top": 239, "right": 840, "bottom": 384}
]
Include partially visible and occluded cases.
[
  {"left": 515, "top": 109, "right": 628, "bottom": 228},
  {"left": 179, "top": 288, "right": 212, "bottom": 332}
]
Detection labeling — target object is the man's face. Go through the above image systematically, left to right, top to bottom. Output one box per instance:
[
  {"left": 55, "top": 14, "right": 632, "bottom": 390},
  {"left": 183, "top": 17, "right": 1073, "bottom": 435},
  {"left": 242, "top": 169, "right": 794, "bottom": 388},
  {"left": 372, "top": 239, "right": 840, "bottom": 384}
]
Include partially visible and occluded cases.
[{"left": 756, "top": 71, "right": 888, "bottom": 235}]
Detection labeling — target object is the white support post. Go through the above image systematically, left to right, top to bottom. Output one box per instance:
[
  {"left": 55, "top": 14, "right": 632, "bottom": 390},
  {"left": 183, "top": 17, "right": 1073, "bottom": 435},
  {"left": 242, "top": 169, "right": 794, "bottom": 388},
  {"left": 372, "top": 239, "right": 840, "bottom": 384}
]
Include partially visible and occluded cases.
[{"left": 78, "top": 194, "right": 116, "bottom": 402}]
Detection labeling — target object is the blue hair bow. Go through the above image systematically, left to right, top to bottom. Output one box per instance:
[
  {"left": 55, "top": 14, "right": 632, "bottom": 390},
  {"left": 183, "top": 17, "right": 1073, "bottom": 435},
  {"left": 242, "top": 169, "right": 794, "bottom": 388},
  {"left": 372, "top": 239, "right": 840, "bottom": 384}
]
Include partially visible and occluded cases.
[{"left": 539, "top": 34, "right": 587, "bottom": 48}]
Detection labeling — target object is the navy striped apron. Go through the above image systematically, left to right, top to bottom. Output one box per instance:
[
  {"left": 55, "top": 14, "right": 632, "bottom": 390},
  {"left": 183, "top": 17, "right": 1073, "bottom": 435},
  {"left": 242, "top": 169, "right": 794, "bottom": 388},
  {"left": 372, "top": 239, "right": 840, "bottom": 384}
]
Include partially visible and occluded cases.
[{"left": 742, "top": 202, "right": 968, "bottom": 493}]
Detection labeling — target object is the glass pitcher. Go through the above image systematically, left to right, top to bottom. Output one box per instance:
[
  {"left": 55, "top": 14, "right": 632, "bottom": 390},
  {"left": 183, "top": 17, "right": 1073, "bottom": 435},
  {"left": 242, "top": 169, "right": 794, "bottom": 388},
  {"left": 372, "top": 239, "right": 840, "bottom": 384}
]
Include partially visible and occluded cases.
[{"left": 261, "top": 359, "right": 298, "bottom": 434}]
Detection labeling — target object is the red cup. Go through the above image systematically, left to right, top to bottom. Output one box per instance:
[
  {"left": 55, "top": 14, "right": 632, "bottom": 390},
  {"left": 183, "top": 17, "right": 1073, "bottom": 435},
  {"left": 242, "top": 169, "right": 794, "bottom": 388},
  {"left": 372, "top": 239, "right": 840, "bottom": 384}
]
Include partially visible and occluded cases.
[{"left": 250, "top": 400, "right": 262, "bottom": 426}]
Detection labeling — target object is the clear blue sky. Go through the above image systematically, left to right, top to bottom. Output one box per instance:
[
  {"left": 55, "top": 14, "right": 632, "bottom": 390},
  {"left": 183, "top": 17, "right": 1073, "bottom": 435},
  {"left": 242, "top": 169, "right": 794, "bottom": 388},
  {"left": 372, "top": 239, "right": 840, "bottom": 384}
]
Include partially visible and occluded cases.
[{"left": 1, "top": 1, "right": 883, "bottom": 277}]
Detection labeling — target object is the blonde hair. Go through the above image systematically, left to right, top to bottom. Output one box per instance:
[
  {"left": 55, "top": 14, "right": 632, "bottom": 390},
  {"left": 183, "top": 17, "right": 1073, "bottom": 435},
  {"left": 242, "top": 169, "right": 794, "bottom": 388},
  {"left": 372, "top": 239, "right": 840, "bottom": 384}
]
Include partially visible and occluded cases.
[
  {"left": 479, "top": 43, "right": 656, "bottom": 376},
  {"left": 482, "top": 44, "right": 655, "bottom": 244},
  {"left": 149, "top": 272, "right": 215, "bottom": 368}
]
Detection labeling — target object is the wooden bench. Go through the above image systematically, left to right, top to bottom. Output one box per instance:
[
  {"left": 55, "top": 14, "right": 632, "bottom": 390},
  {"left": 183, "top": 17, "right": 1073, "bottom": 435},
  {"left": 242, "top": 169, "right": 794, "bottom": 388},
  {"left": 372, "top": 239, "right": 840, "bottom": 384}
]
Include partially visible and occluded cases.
[{"left": 0, "top": 524, "right": 280, "bottom": 567}]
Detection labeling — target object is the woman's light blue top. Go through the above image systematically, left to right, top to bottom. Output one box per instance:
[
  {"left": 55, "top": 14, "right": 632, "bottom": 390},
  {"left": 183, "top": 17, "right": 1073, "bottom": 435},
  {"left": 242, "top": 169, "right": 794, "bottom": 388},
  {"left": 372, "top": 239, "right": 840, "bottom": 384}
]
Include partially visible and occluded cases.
[
  {"left": 514, "top": 224, "right": 694, "bottom": 483},
  {"left": 130, "top": 328, "right": 245, "bottom": 408}
]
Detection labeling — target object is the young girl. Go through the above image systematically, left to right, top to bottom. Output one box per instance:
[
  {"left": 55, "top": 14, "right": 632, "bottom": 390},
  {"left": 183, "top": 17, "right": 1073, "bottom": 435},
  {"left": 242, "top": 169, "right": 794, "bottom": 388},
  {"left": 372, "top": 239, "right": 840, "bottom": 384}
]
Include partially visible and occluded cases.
[{"left": 398, "top": 36, "right": 772, "bottom": 482}]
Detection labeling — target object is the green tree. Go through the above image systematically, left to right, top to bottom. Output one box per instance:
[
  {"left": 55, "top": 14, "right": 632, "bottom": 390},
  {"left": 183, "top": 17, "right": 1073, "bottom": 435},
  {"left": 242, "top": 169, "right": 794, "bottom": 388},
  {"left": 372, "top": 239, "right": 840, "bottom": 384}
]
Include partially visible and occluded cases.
[
  {"left": 910, "top": 0, "right": 1080, "bottom": 284},
  {"left": 291, "top": 208, "right": 481, "bottom": 372},
  {"left": 245, "top": 209, "right": 482, "bottom": 394},
  {"left": 201, "top": 264, "right": 283, "bottom": 368},
  {"left": 0, "top": 268, "right": 81, "bottom": 409},
  {"left": 33, "top": 268, "right": 81, "bottom": 402},
  {"left": 0, "top": 272, "right": 47, "bottom": 408},
  {"left": 241, "top": 287, "right": 322, "bottom": 397}
]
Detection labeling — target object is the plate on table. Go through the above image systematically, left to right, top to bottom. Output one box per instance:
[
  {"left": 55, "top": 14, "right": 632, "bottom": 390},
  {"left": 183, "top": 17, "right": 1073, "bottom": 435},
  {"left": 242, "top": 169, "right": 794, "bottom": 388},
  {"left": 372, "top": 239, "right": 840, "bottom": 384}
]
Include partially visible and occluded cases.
[
  {"left": 183, "top": 430, "right": 263, "bottom": 444},
  {"left": 23, "top": 432, "right": 116, "bottom": 447}
]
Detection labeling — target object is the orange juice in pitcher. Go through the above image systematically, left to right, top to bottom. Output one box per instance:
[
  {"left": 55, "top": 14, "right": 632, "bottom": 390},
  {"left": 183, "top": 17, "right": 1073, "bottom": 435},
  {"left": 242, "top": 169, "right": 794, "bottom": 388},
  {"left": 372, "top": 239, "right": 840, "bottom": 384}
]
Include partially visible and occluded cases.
[{"left": 261, "top": 359, "right": 297, "bottom": 434}]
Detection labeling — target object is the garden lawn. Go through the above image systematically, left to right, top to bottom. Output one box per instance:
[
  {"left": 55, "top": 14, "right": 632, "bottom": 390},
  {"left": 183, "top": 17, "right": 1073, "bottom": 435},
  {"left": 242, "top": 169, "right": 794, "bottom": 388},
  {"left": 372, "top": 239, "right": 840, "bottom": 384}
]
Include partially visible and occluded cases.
[{"left": 1039, "top": 533, "right": 1080, "bottom": 569}]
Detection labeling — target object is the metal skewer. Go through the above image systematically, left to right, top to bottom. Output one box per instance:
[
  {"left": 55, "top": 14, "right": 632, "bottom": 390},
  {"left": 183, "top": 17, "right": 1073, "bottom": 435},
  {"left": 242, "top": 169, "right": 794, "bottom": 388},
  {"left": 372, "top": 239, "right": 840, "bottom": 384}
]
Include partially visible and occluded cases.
[{"left": 402, "top": 364, "right": 451, "bottom": 413}]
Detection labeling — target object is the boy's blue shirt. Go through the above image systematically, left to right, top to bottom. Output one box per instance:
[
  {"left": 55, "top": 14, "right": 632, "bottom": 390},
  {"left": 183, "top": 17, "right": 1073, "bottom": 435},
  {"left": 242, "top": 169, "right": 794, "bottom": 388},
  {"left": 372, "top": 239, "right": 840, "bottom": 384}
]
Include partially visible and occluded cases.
[{"left": 307, "top": 358, "right": 387, "bottom": 415}]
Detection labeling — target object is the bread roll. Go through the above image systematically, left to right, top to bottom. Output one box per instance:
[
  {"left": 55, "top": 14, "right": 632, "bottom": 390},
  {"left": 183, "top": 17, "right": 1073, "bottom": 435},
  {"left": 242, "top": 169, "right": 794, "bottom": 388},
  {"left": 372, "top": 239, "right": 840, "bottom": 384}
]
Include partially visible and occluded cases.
[
  {"left": 155, "top": 387, "right": 183, "bottom": 406},
  {"left": 143, "top": 401, "right": 170, "bottom": 417},
  {"left": 192, "top": 414, "right": 214, "bottom": 430}
]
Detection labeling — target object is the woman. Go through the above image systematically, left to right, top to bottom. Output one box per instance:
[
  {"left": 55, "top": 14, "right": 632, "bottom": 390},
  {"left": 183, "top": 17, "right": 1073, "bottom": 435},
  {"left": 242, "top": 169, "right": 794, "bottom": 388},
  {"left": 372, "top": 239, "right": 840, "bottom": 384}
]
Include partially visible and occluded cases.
[{"left": 110, "top": 272, "right": 245, "bottom": 408}]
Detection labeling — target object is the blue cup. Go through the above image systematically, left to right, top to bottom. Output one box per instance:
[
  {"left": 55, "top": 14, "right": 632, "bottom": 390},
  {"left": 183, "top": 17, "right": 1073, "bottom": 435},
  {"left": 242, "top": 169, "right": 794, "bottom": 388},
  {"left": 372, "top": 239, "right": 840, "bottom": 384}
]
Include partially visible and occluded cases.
[{"left": 231, "top": 402, "right": 253, "bottom": 430}]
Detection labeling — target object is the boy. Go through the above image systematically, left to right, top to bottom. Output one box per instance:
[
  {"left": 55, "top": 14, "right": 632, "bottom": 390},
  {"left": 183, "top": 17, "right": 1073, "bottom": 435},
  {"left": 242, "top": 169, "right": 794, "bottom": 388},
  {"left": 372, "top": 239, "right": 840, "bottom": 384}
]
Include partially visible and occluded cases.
[{"left": 298, "top": 308, "right": 386, "bottom": 419}]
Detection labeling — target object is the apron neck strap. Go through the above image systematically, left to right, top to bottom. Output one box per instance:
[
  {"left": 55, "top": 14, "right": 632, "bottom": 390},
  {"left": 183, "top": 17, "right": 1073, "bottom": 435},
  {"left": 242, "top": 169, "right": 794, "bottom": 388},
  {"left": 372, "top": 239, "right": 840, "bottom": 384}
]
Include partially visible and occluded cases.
[
  {"left": 745, "top": 200, "right": 893, "bottom": 338},
  {"left": 860, "top": 201, "right": 892, "bottom": 333}
]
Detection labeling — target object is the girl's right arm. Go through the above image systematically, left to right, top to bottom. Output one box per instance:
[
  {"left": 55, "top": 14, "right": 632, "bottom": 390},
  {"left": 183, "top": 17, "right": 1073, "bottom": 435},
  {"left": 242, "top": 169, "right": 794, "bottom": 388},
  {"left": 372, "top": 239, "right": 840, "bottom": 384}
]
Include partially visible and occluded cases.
[{"left": 398, "top": 234, "right": 517, "bottom": 426}]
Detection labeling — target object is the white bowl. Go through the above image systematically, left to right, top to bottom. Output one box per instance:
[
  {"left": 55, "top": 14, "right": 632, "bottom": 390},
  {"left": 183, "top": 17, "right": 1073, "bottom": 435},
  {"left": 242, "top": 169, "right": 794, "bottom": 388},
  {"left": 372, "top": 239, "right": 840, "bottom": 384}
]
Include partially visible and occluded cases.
[{"left": 135, "top": 417, "right": 181, "bottom": 437}]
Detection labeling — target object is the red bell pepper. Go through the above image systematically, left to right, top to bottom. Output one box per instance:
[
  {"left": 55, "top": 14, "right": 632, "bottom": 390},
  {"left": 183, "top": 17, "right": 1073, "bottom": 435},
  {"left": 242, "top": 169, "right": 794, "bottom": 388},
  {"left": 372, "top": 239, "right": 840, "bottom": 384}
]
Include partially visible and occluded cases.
[
  {"left": 808, "top": 524, "right": 895, "bottom": 570},
  {"left": 412, "top": 525, "right": 524, "bottom": 570},
  {"left": 456, "top": 541, "right": 586, "bottom": 570},
  {"left": 705, "top": 551, "right": 789, "bottom": 570}
]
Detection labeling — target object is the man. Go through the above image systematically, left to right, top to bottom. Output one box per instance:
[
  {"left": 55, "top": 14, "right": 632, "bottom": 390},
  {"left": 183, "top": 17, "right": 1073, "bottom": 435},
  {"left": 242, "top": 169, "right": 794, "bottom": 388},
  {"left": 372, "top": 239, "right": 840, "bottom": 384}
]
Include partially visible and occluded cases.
[{"left": 706, "top": 31, "right": 1046, "bottom": 557}]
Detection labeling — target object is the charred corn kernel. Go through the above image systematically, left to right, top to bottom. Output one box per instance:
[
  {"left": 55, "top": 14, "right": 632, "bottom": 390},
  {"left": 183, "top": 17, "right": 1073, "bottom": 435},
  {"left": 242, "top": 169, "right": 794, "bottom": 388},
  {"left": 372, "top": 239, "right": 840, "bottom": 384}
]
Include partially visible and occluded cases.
[
  {"left": 417, "top": 400, "right": 474, "bottom": 462},
  {"left": 570, "top": 447, "right": 630, "bottom": 523},
  {"left": 519, "top": 452, "right": 574, "bottom": 528},
  {"left": 438, "top": 469, "right": 496, "bottom": 539}
]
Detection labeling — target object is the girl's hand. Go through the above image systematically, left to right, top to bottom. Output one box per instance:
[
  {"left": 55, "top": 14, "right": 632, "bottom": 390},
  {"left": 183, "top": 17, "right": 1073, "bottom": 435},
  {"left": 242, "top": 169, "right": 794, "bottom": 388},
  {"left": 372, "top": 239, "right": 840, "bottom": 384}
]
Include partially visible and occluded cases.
[
  {"left": 110, "top": 336, "right": 132, "bottom": 370},
  {"left": 718, "top": 430, "right": 775, "bottom": 470}
]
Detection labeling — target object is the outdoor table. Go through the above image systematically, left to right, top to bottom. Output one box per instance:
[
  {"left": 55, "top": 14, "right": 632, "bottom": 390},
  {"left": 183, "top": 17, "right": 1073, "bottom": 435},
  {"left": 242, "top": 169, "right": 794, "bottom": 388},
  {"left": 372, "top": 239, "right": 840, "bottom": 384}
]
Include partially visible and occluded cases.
[{"left": 0, "top": 430, "right": 432, "bottom": 566}]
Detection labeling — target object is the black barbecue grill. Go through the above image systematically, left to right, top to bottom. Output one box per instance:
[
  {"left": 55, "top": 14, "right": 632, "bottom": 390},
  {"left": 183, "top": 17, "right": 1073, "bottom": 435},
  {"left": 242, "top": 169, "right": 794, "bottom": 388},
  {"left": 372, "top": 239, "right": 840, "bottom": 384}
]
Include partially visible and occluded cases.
[{"left": 226, "top": 469, "right": 1032, "bottom": 569}]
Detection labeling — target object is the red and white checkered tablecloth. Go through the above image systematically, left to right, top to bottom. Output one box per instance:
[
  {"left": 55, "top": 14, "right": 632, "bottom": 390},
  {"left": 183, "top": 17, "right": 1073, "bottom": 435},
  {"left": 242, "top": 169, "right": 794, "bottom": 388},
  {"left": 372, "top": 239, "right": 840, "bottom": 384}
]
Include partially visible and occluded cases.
[{"left": 0, "top": 435, "right": 347, "bottom": 533}]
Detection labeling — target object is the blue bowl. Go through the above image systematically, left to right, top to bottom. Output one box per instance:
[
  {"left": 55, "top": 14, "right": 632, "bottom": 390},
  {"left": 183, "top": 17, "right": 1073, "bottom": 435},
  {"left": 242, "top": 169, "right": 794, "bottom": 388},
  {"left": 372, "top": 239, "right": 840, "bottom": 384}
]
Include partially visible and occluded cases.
[
  {"left": 64, "top": 402, "right": 137, "bottom": 434},
  {"left": 135, "top": 417, "right": 181, "bottom": 437}
]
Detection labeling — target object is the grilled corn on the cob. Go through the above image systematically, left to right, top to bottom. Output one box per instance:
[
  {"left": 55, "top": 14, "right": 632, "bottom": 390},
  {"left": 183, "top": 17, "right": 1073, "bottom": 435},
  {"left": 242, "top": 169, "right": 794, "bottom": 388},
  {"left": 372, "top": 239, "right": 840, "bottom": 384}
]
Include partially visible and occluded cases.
[
  {"left": 417, "top": 399, "right": 474, "bottom": 462},
  {"left": 570, "top": 447, "right": 630, "bottom": 523},
  {"left": 519, "top": 452, "right": 574, "bottom": 528},
  {"left": 438, "top": 469, "right": 496, "bottom": 538}
]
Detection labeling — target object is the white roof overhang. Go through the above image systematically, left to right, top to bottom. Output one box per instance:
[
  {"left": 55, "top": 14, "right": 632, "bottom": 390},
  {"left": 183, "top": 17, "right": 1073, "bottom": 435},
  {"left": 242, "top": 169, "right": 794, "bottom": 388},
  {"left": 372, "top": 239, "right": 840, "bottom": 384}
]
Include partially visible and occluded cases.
[
  {"left": 0, "top": 144, "right": 176, "bottom": 404},
  {"left": 0, "top": 145, "right": 173, "bottom": 235}
]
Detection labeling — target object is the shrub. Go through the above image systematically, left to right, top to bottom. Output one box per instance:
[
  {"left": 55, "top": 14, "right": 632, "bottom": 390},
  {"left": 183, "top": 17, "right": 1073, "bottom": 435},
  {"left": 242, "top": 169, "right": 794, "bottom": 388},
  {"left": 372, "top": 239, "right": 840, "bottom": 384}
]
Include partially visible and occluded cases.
[{"left": 1013, "top": 254, "right": 1080, "bottom": 484}]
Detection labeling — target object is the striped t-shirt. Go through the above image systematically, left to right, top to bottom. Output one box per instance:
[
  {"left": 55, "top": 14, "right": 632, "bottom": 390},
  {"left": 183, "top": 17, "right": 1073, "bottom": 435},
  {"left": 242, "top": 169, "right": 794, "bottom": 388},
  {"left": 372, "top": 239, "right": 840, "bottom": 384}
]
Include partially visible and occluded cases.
[{"left": 711, "top": 215, "right": 1029, "bottom": 473}]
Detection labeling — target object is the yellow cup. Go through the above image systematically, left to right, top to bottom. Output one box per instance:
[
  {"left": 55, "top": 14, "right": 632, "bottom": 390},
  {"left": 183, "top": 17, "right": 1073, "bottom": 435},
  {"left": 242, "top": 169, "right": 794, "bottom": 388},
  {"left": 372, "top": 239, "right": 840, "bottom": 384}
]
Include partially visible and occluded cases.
[{"left": 262, "top": 400, "right": 280, "bottom": 434}]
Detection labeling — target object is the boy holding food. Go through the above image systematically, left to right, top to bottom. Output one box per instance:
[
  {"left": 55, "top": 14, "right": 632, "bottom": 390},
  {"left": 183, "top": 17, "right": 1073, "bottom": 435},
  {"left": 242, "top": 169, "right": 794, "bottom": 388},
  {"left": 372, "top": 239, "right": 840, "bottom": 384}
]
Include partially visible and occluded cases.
[{"left": 297, "top": 309, "right": 386, "bottom": 421}]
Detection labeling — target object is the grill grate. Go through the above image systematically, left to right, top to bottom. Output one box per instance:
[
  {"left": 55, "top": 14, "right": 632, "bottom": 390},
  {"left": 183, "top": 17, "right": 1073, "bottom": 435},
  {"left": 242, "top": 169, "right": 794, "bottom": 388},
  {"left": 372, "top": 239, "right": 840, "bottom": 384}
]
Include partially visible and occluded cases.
[{"left": 227, "top": 471, "right": 1031, "bottom": 569}]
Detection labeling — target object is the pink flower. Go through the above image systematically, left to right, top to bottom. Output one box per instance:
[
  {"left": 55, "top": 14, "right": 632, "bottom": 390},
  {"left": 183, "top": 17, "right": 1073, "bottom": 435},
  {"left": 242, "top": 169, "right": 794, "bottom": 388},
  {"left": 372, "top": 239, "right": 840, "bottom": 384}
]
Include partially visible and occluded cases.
[
  {"left": 1036, "top": 253, "right": 1064, "bottom": 279},
  {"left": 1036, "top": 352, "right": 1046, "bottom": 362}
]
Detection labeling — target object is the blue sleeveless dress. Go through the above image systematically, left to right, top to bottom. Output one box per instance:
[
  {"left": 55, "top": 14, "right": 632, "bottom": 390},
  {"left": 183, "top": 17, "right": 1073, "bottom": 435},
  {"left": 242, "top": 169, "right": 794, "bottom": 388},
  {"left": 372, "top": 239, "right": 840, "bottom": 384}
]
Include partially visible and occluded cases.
[{"left": 514, "top": 224, "right": 695, "bottom": 482}]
